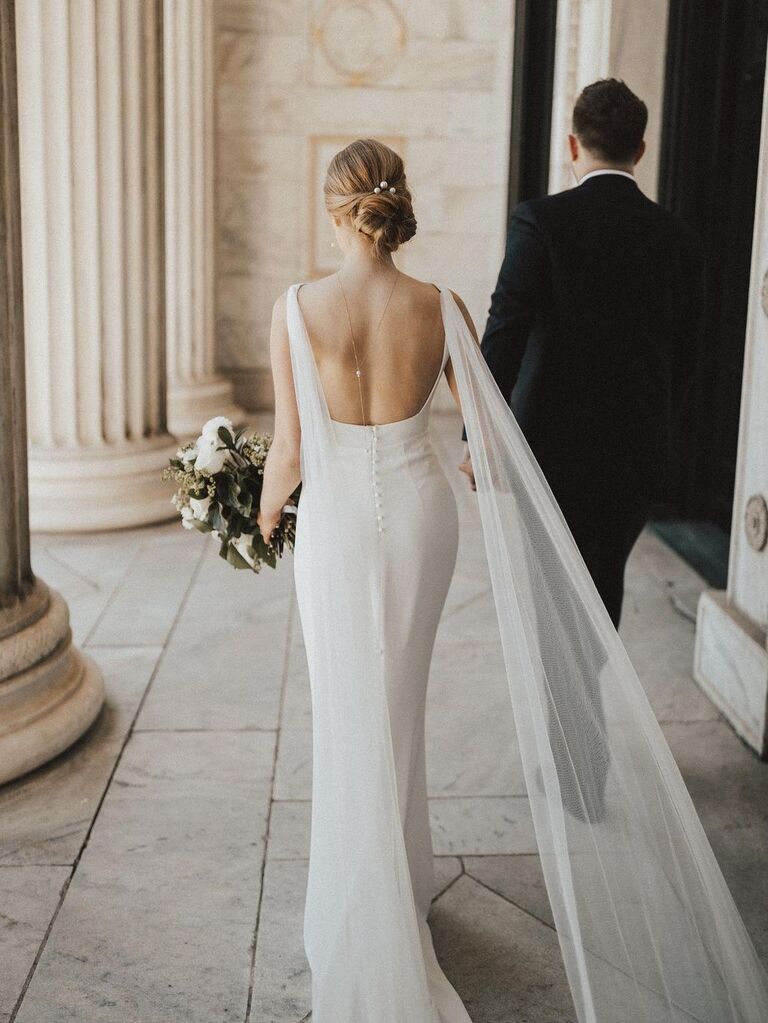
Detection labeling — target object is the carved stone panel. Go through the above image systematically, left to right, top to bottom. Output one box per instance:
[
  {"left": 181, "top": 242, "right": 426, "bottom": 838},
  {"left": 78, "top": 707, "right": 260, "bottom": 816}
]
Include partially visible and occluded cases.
[{"left": 311, "top": 0, "right": 406, "bottom": 86}]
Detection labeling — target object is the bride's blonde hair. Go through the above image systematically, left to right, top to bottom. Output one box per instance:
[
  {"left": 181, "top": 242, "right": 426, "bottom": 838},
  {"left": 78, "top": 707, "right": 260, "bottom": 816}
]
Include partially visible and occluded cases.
[{"left": 323, "top": 138, "right": 417, "bottom": 260}]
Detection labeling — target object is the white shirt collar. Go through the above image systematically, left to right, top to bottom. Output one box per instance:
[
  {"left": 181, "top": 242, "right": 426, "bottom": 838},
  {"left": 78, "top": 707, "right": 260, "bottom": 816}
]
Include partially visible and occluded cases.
[{"left": 578, "top": 169, "right": 636, "bottom": 185}]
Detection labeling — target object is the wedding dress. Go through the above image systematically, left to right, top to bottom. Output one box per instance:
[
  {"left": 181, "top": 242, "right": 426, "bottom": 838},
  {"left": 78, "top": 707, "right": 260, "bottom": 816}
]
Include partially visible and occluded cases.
[{"left": 286, "top": 280, "right": 768, "bottom": 1023}]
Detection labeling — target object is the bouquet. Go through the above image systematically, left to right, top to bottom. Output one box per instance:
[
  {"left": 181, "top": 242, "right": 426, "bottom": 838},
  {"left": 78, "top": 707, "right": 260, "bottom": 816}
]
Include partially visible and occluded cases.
[{"left": 162, "top": 416, "right": 300, "bottom": 572}]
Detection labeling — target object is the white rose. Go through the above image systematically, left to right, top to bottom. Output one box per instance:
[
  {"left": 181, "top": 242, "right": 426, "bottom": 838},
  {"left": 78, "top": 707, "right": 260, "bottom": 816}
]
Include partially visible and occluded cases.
[
  {"left": 200, "top": 415, "right": 233, "bottom": 439},
  {"left": 193, "top": 434, "right": 228, "bottom": 474},
  {"left": 179, "top": 445, "right": 197, "bottom": 464},
  {"left": 188, "top": 495, "right": 211, "bottom": 521},
  {"left": 180, "top": 505, "right": 195, "bottom": 529},
  {"left": 233, "top": 532, "right": 256, "bottom": 567}
]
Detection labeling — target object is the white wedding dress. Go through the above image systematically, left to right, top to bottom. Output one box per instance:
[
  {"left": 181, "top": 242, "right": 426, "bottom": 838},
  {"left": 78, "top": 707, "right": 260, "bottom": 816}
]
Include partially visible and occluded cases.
[
  {"left": 285, "top": 279, "right": 768, "bottom": 1023},
  {"left": 289, "top": 282, "right": 470, "bottom": 1021}
]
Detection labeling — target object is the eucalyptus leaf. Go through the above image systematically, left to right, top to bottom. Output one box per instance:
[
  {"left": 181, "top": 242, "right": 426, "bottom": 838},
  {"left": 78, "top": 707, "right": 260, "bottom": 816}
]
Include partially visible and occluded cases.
[{"left": 225, "top": 542, "right": 252, "bottom": 570}]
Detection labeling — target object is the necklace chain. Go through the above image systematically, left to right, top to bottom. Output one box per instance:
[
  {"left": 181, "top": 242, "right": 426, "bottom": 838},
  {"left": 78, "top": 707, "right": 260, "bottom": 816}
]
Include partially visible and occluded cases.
[{"left": 336, "top": 269, "right": 400, "bottom": 428}]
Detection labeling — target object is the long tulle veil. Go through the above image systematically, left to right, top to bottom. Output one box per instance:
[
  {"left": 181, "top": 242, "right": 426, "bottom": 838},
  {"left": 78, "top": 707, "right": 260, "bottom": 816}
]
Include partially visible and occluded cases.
[{"left": 442, "top": 285, "right": 768, "bottom": 1023}]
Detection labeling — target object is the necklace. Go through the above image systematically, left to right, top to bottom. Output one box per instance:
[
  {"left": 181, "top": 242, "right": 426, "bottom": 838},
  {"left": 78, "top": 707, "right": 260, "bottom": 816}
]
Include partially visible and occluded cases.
[{"left": 336, "top": 268, "right": 400, "bottom": 427}]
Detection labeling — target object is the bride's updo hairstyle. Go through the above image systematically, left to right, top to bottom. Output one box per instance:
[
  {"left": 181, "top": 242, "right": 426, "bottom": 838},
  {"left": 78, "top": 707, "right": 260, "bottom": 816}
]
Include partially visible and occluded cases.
[{"left": 324, "top": 138, "right": 417, "bottom": 260}]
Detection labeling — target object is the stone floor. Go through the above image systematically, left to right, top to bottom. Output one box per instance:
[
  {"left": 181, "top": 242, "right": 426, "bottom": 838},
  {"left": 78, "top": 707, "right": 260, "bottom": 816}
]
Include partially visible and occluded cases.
[{"left": 2, "top": 412, "right": 767, "bottom": 1023}]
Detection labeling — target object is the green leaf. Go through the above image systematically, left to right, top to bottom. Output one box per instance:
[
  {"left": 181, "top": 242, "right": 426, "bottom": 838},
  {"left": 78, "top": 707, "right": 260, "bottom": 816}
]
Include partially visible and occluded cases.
[{"left": 225, "top": 543, "right": 251, "bottom": 570}]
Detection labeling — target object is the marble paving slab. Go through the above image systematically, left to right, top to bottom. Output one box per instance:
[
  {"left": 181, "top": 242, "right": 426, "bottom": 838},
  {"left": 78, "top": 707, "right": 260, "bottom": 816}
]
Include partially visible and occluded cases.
[
  {"left": 30, "top": 529, "right": 151, "bottom": 647},
  {"left": 87, "top": 530, "right": 205, "bottom": 647},
  {"left": 621, "top": 531, "right": 718, "bottom": 723},
  {"left": 135, "top": 539, "right": 294, "bottom": 732},
  {"left": 427, "top": 639, "right": 524, "bottom": 796},
  {"left": 0, "top": 646, "right": 160, "bottom": 867},
  {"left": 280, "top": 652, "right": 312, "bottom": 730},
  {"left": 663, "top": 717, "right": 768, "bottom": 962},
  {"left": 272, "top": 729, "right": 312, "bottom": 801},
  {"left": 14, "top": 730, "right": 275, "bottom": 1023},
  {"left": 266, "top": 794, "right": 540, "bottom": 861},
  {"left": 430, "top": 796, "right": 537, "bottom": 856},
  {"left": 266, "top": 800, "right": 311, "bottom": 861},
  {"left": 246, "top": 853, "right": 466, "bottom": 1022},
  {"left": 463, "top": 854, "right": 555, "bottom": 930},
  {"left": 246, "top": 857, "right": 310, "bottom": 1022},
  {"left": 0, "top": 865, "right": 70, "bottom": 1022},
  {"left": 429, "top": 873, "right": 575, "bottom": 1022}
]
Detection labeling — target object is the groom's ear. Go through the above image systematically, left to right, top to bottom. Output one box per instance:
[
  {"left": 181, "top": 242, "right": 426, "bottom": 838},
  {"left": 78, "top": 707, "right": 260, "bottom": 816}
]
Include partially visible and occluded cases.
[
  {"left": 567, "top": 133, "right": 580, "bottom": 161},
  {"left": 633, "top": 140, "right": 647, "bottom": 166}
]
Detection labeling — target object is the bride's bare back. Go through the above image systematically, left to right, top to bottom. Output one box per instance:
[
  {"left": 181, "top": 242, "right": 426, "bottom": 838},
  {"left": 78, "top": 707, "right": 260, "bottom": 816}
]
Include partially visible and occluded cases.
[{"left": 295, "top": 271, "right": 447, "bottom": 427}]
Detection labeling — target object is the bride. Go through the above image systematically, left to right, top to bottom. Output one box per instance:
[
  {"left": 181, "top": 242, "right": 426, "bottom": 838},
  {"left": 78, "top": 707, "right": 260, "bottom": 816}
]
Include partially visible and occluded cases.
[{"left": 256, "top": 138, "right": 768, "bottom": 1022}]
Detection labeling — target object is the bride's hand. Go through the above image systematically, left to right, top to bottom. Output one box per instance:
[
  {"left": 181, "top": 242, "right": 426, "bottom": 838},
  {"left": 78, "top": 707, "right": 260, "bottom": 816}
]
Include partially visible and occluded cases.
[{"left": 257, "top": 506, "right": 281, "bottom": 544}]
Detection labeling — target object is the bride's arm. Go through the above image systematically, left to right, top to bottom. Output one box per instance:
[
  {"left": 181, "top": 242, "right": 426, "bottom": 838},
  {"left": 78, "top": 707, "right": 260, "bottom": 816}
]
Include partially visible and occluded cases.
[
  {"left": 443, "top": 289, "right": 480, "bottom": 490},
  {"left": 443, "top": 289, "right": 480, "bottom": 407},
  {"left": 257, "top": 291, "right": 302, "bottom": 543}
]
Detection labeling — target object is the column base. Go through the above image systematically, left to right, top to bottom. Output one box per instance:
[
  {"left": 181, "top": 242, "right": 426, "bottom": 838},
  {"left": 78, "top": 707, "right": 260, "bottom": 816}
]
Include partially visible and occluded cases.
[
  {"left": 168, "top": 376, "right": 247, "bottom": 440},
  {"left": 29, "top": 433, "right": 180, "bottom": 532},
  {"left": 0, "top": 580, "right": 105, "bottom": 786},
  {"left": 694, "top": 590, "right": 768, "bottom": 758}
]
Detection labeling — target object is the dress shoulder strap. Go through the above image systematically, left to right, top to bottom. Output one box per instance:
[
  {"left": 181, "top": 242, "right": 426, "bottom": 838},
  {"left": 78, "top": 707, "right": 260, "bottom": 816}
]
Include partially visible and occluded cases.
[{"left": 285, "top": 283, "right": 332, "bottom": 435}]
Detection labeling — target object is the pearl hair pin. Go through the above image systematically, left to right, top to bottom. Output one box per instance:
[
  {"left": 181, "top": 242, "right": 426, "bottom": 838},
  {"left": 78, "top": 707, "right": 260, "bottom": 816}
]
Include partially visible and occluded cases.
[{"left": 373, "top": 180, "right": 396, "bottom": 194}]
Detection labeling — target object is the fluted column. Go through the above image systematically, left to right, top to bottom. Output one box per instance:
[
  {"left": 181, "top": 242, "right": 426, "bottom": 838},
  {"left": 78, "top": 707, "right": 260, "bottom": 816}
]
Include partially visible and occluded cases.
[
  {"left": 0, "top": 0, "right": 104, "bottom": 785},
  {"left": 16, "top": 0, "right": 178, "bottom": 531},
  {"left": 164, "top": 0, "right": 243, "bottom": 437},
  {"left": 694, "top": 45, "right": 768, "bottom": 758}
]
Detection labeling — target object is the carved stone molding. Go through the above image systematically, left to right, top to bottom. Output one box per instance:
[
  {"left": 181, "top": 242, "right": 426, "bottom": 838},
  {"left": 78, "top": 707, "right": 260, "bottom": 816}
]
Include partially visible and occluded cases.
[
  {"left": 312, "top": 0, "right": 406, "bottom": 86},
  {"left": 761, "top": 268, "right": 768, "bottom": 318}
]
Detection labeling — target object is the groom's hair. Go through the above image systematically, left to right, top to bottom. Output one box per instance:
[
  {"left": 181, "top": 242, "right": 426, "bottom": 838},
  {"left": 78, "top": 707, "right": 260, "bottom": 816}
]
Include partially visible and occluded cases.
[{"left": 572, "top": 79, "right": 647, "bottom": 163}]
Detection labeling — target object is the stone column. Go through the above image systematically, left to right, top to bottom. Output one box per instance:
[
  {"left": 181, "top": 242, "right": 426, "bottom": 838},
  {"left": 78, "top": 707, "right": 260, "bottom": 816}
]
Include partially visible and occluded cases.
[
  {"left": 0, "top": 0, "right": 104, "bottom": 785},
  {"left": 16, "top": 0, "right": 179, "bottom": 531},
  {"left": 164, "top": 0, "right": 243, "bottom": 437},
  {"left": 547, "top": 0, "right": 669, "bottom": 199},
  {"left": 548, "top": 0, "right": 612, "bottom": 194},
  {"left": 694, "top": 49, "right": 768, "bottom": 758}
]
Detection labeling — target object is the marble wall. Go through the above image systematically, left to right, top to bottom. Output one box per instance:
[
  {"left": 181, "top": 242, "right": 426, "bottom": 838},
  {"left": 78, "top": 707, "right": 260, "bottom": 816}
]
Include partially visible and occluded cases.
[{"left": 214, "top": 0, "right": 514, "bottom": 410}]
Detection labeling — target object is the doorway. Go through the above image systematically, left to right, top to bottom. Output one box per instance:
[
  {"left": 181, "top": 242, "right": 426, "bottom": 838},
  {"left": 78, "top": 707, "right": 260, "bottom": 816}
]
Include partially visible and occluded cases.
[
  {"left": 507, "top": 0, "right": 558, "bottom": 219},
  {"left": 656, "top": 0, "right": 768, "bottom": 583}
]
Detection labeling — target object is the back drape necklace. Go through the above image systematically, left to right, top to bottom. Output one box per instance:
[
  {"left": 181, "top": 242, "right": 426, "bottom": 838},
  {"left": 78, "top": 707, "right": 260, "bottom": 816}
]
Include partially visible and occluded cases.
[{"left": 336, "top": 268, "right": 401, "bottom": 427}]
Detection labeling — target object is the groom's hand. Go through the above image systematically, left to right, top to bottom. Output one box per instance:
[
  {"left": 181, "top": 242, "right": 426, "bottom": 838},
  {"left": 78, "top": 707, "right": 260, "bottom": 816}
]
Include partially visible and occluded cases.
[{"left": 458, "top": 444, "right": 476, "bottom": 491}]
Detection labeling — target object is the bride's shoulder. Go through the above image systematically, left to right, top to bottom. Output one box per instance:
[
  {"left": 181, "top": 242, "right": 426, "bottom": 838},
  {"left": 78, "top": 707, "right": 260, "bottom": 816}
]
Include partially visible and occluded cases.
[
  {"left": 402, "top": 273, "right": 464, "bottom": 310},
  {"left": 271, "top": 277, "right": 323, "bottom": 319}
]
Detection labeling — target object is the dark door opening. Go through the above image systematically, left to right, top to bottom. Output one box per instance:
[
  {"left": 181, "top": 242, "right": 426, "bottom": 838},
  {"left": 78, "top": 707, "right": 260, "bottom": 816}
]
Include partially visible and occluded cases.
[
  {"left": 507, "top": 0, "right": 557, "bottom": 220},
  {"left": 655, "top": 0, "right": 768, "bottom": 583}
]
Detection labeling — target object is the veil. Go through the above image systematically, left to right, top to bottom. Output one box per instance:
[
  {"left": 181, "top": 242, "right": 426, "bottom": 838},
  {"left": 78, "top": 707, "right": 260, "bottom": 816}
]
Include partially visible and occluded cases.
[{"left": 442, "top": 286, "right": 768, "bottom": 1022}]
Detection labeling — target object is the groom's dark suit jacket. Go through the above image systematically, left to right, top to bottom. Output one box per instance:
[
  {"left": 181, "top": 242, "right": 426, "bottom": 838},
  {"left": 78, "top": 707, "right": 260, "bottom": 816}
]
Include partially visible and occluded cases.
[
  {"left": 468, "top": 172, "right": 705, "bottom": 624},
  {"left": 471, "top": 172, "right": 704, "bottom": 517}
]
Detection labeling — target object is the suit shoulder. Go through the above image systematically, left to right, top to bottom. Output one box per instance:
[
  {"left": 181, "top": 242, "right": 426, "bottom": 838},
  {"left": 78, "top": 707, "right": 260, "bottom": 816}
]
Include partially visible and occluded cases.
[
  {"left": 511, "top": 186, "right": 588, "bottom": 225},
  {"left": 644, "top": 201, "right": 704, "bottom": 255}
]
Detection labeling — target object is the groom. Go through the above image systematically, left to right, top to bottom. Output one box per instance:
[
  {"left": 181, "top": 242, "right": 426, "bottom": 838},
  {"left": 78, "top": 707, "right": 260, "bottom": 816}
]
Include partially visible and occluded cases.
[{"left": 461, "top": 78, "right": 705, "bottom": 629}]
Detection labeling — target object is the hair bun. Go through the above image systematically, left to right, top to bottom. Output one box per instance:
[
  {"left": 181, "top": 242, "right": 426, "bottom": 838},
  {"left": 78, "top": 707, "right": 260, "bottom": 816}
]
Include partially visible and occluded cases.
[
  {"left": 323, "top": 138, "right": 418, "bottom": 259},
  {"left": 353, "top": 188, "right": 417, "bottom": 254}
]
